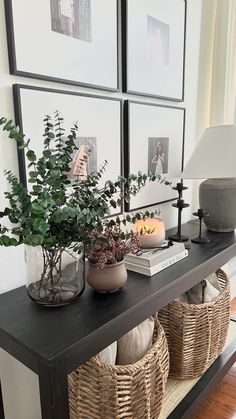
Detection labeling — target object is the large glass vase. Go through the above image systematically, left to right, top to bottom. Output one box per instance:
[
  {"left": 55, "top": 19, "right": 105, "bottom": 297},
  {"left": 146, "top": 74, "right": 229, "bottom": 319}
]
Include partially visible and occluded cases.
[{"left": 25, "top": 246, "right": 85, "bottom": 307}]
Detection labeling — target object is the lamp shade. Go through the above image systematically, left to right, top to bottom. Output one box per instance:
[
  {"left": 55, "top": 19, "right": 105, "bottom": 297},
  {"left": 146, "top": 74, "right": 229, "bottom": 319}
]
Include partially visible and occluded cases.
[{"left": 181, "top": 125, "right": 236, "bottom": 179}]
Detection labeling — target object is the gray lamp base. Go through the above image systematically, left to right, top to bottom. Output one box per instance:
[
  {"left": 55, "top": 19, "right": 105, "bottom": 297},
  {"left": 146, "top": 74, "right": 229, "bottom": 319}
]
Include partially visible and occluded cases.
[{"left": 199, "top": 178, "right": 236, "bottom": 232}]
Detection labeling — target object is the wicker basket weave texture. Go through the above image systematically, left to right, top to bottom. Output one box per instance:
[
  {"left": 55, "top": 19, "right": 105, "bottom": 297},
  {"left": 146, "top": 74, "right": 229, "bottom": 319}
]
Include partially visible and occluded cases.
[
  {"left": 158, "top": 269, "right": 230, "bottom": 380},
  {"left": 68, "top": 317, "right": 169, "bottom": 419}
]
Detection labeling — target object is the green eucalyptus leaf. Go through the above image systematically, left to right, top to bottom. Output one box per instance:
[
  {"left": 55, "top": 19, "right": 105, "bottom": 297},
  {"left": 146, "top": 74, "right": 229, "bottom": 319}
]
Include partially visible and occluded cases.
[
  {"left": 3, "top": 120, "right": 13, "bottom": 131},
  {"left": 45, "top": 132, "right": 55, "bottom": 139},
  {"left": 26, "top": 150, "right": 37, "bottom": 162},
  {"left": 43, "top": 150, "right": 51, "bottom": 158},
  {"left": 50, "top": 169, "right": 60, "bottom": 178},
  {"left": 29, "top": 171, "right": 39, "bottom": 178},
  {"left": 32, "top": 185, "right": 42, "bottom": 193},
  {"left": 110, "top": 200, "right": 117, "bottom": 208},
  {"left": 31, "top": 202, "right": 44, "bottom": 213},
  {"left": 3, "top": 207, "right": 12, "bottom": 215},
  {"left": 9, "top": 215, "right": 19, "bottom": 223},
  {"left": 33, "top": 219, "right": 49, "bottom": 234},
  {"left": 24, "top": 234, "right": 44, "bottom": 246},
  {"left": 0, "top": 235, "right": 11, "bottom": 245},
  {"left": 44, "top": 237, "right": 56, "bottom": 246},
  {"left": 9, "top": 238, "right": 18, "bottom": 246}
]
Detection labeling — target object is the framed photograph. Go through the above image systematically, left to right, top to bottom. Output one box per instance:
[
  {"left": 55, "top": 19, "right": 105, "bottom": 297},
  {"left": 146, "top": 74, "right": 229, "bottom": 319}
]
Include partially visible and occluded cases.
[
  {"left": 5, "top": 0, "right": 119, "bottom": 91},
  {"left": 122, "top": 0, "right": 186, "bottom": 101},
  {"left": 13, "top": 84, "right": 123, "bottom": 215},
  {"left": 124, "top": 100, "right": 185, "bottom": 211}
]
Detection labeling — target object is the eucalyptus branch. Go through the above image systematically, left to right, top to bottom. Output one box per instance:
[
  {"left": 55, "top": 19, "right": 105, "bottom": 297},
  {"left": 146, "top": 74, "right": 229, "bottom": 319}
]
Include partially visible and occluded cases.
[{"left": 0, "top": 113, "right": 173, "bottom": 252}]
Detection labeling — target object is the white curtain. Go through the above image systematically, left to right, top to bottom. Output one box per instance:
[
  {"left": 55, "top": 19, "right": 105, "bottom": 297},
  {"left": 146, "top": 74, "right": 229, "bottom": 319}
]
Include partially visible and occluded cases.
[
  {"left": 195, "top": 0, "right": 236, "bottom": 277},
  {"left": 198, "top": 0, "right": 236, "bottom": 127},
  {"left": 210, "top": 0, "right": 236, "bottom": 125}
]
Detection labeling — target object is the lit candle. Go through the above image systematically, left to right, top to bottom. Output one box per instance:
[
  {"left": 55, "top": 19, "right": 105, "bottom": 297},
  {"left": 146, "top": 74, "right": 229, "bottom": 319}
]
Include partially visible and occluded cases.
[{"left": 134, "top": 217, "right": 165, "bottom": 248}]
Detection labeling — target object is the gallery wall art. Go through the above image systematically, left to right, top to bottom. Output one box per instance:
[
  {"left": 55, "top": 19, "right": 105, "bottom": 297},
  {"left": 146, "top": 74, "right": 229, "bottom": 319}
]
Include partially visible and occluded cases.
[
  {"left": 5, "top": 0, "right": 119, "bottom": 91},
  {"left": 122, "top": 0, "right": 186, "bottom": 101},
  {"left": 6, "top": 1, "right": 188, "bottom": 215},
  {"left": 13, "top": 84, "right": 123, "bottom": 215},
  {"left": 124, "top": 100, "right": 185, "bottom": 211}
]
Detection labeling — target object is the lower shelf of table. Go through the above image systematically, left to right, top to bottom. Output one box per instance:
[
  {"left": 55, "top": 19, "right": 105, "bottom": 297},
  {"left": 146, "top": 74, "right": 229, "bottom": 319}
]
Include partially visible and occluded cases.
[{"left": 159, "top": 320, "right": 236, "bottom": 419}]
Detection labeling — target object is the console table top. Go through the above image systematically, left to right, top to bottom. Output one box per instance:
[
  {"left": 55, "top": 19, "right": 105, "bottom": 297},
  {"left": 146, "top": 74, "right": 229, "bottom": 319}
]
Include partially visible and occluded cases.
[{"left": 0, "top": 222, "right": 235, "bottom": 373}]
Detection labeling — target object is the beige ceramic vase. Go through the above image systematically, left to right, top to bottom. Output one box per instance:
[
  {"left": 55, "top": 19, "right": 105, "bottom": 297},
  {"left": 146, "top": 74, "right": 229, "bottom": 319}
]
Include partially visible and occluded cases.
[{"left": 86, "top": 260, "right": 128, "bottom": 293}]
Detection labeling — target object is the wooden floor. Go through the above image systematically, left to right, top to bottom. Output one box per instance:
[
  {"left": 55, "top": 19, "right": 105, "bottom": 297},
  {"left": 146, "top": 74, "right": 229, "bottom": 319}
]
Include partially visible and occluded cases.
[{"left": 194, "top": 298, "right": 236, "bottom": 419}]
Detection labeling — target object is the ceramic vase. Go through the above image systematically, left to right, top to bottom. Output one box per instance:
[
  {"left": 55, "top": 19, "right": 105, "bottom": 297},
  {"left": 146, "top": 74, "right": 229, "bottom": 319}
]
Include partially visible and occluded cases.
[{"left": 86, "top": 260, "right": 127, "bottom": 293}]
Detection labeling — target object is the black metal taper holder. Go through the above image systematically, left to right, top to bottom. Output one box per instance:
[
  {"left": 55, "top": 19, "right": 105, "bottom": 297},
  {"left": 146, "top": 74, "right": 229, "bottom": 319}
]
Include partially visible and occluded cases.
[
  {"left": 168, "top": 182, "right": 190, "bottom": 242},
  {"left": 191, "top": 209, "right": 210, "bottom": 244}
]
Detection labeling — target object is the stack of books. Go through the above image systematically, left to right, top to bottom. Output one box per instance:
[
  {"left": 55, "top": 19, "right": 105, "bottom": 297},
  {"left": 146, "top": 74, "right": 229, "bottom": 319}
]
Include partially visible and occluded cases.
[{"left": 124, "top": 241, "right": 188, "bottom": 276}]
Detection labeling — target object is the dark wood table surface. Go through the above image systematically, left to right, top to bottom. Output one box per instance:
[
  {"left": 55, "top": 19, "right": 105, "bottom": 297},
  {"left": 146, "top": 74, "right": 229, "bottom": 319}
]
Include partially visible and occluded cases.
[{"left": 0, "top": 221, "right": 236, "bottom": 418}]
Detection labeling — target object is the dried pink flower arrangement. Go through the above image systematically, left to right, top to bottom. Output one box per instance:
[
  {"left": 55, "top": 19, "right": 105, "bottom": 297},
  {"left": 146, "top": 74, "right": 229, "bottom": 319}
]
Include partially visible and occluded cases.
[{"left": 85, "top": 226, "right": 139, "bottom": 269}]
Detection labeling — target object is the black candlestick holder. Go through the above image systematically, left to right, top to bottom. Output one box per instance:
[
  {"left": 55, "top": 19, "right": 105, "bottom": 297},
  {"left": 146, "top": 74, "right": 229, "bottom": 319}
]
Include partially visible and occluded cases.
[
  {"left": 168, "top": 182, "right": 190, "bottom": 242},
  {"left": 191, "top": 209, "right": 210, "bottom": 244}
]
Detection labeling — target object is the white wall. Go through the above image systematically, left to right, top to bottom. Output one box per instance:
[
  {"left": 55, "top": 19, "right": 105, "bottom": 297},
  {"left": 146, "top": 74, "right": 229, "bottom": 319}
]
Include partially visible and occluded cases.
[{"left": 0, "top": 0, "right": 203, "bottom": 418}]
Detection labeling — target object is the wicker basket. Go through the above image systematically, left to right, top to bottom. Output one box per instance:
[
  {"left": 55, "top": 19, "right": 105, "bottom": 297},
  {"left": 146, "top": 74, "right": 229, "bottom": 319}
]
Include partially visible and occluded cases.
[
  {"left": 158, "top": 269, "right": 230, "bottom": 380},
  {"left": 68, "top": 317, "right": 169, "bottom": 419}
]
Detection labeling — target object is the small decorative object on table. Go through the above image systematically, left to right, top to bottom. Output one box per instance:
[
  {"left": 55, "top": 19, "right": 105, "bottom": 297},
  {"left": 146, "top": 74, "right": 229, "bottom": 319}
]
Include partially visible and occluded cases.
[
  {"left": 0, "top": 115, "right": 169, "bottom": 306},
  {"left": 181, "top": 125, "right": 236, "bottom": 232},
  {"left": 168, "top": 182, "right": 190, "bottom": 242},
  {"left": 191, "top": 209, "right": 210, "bottom": 244},
  {"left": 134, "top": 217, "right": 165, "bottom": 248},
  {"left": 85, "top": 226, "right": 139, "bottom": 293},
  {"left": 125, "top": 241, "right": 188, "bottom": 276}
]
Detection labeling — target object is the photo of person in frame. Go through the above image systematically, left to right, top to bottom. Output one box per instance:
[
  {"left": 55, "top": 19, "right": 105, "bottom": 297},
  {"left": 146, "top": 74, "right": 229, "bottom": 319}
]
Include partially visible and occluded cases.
[
  {"left": 50, "top": 0, "right": 92, "bottom": 43},
  {"left": 147, "top": 15, "right": 170, "bottom": 66},
  {"left": 68, "top": 136, "right": 97, "bottom": 180},
  {"left": 148, "top": 137, "right": 169, "bottom": 176}
]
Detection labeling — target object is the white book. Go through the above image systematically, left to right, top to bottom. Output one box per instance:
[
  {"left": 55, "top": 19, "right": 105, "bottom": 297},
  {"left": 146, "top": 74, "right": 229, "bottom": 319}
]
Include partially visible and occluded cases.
[
  {"left": 124, "top": 241, "right": 186, "bottom": 268},
  {"left": 125, "top": 249, "right": 188, "bottom": 276}
]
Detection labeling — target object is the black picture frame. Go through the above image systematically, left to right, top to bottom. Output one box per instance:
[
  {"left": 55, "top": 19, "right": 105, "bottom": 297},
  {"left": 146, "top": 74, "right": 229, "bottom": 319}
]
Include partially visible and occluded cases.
[
  {"left": 5, "top": 0, "right": 120, "bottom": 92},
  {"left": 121, "top": 0, "right": 187, "bottom": 102},
  {"left": 13, "top": 84, "right": 123, "bottom": 216},
  {"left": 124, "top": 100, "right": 185, "bottom": 212}
]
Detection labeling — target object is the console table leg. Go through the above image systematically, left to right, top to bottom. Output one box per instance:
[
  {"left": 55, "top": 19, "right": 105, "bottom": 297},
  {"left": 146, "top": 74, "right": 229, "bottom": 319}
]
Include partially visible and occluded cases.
[
  {"left": 38, "top": 363, "right": 69, "bottom": 419},
  {"left": 0, "top": 380, "right": 5, "bottom": 419}
]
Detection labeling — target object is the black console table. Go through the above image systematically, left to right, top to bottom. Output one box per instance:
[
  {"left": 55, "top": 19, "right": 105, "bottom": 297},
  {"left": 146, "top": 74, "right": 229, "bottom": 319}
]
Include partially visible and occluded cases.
[{"left": 0, "top": 222, "right": 236, "bottom": 419}]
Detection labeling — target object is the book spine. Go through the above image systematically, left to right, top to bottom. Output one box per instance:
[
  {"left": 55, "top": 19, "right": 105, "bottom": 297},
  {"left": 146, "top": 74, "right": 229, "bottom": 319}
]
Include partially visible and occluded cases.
[
  {"left": 125, "top": 243, "right": 185, "bottom": 268},
  {"left": 125, "top": 250, "right": 188, "bottom": 276},
  {"left": 154, "top": 251, "right": 188, "bottom": 273}
]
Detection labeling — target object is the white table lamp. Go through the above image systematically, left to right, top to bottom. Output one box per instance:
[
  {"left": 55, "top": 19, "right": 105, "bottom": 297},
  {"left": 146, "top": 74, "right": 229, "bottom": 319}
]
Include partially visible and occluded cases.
[{"left": 181, "top": 125, "right": 236, "bottom": 232}]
